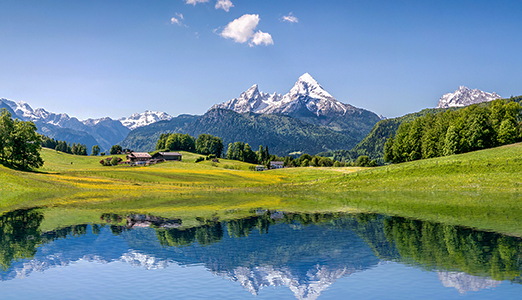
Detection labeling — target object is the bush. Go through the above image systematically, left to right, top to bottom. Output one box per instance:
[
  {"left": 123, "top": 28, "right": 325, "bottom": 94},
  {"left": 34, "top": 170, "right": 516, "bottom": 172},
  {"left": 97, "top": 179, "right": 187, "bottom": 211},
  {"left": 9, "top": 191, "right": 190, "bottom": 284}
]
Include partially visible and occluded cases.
[
  {"left": 354, "top": 155, "right": 377, "bottom": 167},
  {"left": 195, "top": 157, "right": 205, "bottom": 163}
]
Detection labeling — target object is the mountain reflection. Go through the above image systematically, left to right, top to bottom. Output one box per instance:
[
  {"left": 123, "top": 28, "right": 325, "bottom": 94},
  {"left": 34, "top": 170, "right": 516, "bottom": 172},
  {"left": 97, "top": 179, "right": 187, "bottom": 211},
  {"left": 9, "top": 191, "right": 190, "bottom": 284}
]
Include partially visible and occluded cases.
[{"left": 1, "top": 209, "right": 522, "bottom": 299}]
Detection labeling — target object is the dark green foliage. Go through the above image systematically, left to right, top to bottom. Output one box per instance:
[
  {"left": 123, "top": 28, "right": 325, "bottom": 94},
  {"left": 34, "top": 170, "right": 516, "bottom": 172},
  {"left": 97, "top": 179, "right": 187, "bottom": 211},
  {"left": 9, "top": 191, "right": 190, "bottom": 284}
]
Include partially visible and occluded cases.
[
  {"left": 384, "top": 99, "right": 522, "bottom": 163},
  {"left": 319, "top": 108, "right": 449, "bottom": 163},
  {"left": 0, "top": 109, "right": 44, "bottom": 169},
  {"left": 443, "top": 125, "right": 459, "bottom": 156},
  {"left": 156, "top": 133, "right": 195, "bottom": 152},
  {"left": 195, "top": 134, "right": 224, "bottom": 157},
  {"left": 41, "top": 136, "right": 87, "bottom": 155},
  {"left": 71, "top": 142, "right": 88, "bottom": 155},
  {"left": 226, "top": 142, "right": 258, "bottom": 164},
  {"left": 110, "top": 144, "right": 122, "bottom": 155},
  {"left": 91, "top": 145, "right": 100, "bottom": 156},
  {"left": 354, "top": 155, "right": 377, "bottom": 167},
  {"left": 99, "top": 157, "right": 122, "bottom": 166},
  {"left": 110, "top": 157, "right": 119, "bottom": 166},
  {"left": 0, "top": 209, "right": 44, "bottom": 270},
  {"left": 383, "top": 216, "right": 522, "bottom": 281}
]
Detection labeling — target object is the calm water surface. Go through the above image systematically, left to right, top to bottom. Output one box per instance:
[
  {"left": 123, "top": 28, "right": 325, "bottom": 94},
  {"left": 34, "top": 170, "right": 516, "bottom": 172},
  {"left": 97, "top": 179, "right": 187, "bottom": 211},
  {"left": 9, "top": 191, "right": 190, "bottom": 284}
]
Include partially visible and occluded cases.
[{"left": 1, "top": 209, "right": 521, "bottom": 299}]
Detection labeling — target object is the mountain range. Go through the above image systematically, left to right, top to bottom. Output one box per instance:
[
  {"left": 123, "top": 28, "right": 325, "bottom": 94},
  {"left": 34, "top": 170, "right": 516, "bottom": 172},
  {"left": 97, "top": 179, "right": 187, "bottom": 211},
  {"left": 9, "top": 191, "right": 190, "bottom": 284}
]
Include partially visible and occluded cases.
[
  {"left": 121, "top": 74, "right": 382, "bottom": 155},
  {"left": 2, "top": 77, "right": 514, "bottom": 158},
  {"left": 0, "top": 98, "right": 172, "bottom": 153}
]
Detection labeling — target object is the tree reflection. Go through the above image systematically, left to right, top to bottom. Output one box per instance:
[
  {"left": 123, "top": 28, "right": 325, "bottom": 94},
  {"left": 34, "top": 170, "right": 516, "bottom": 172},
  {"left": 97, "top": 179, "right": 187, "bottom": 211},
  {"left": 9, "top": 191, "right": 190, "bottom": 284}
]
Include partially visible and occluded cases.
[
  {"left": 0, "top": 209, "right": 43, "bottom": 271},
  {"left": 382, "top": 217, "right": 522, "bottom": 281}
]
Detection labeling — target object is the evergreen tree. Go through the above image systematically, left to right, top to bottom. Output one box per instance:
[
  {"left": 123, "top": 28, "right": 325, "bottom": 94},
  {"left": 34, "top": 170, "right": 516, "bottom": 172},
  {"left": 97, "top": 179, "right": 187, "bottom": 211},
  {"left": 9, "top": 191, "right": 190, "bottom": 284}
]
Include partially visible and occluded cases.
[
  {"left": 407, "top": 117, "right": 423, "bottom": 161},
  {"left": 497, "top": 118, "right": 518, "bottom": 145},
  {"left": 443, "top": 125, "right": 459, "bottom": 156},
  {"left": 383, "top": 135, "right": 395, "bottom": 162},
  {"left": 91, "top": 145, "right": 100, "bottom": 156}
]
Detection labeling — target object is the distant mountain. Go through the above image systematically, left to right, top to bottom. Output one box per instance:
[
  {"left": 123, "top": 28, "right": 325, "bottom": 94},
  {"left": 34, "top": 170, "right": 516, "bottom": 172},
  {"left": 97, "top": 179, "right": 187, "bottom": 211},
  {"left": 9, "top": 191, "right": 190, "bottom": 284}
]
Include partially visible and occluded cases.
[
  {"left": 213, "top": 73, "right": 381, "bottom": 142},
  {"left": 437, "top": 86, "right": 501, "bottom": 108},
  {"left": 0, "top": 98, "right": 133, "bottom": 152},
  {"left": 120, "top": 108, "right": 359, "bottom": 155},
  {"left": 118, "top": 110, "right": 173, "bottom": 130},
  {"left": 119, "top": 114, "right": 201, "bottom": 152}
]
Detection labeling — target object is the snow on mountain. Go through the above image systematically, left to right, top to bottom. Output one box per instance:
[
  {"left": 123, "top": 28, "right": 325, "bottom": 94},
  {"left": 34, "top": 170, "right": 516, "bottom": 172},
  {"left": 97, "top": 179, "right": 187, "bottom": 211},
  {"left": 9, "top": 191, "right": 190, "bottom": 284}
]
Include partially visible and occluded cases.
[
  {"left": 212, "top": 73, "right": 357, "bottom": 117},
  {"left": 214, "top": 84, "right": 282, "bottom": 113},
  {"left": 436, "top": 86, "right": 501, "bottom": 108},
  {"left": 0, "top": 97, "right": 172, "bottom": 131},
  {"left": 118, "top": 110, "right": 173, "bottom": 130},
  {"left": 219, "top": 265, "right": 356, "bottom": 300},
  {"left": 437, "top": 271, "right": 501, "bottom": 293}
]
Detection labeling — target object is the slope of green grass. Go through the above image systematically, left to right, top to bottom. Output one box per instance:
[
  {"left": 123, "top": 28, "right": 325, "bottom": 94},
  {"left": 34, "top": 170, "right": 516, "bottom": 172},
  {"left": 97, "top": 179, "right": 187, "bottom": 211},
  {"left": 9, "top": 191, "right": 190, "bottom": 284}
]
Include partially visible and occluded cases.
[{"left": 2, "top": 143, "right": 522, "bottom": 236}]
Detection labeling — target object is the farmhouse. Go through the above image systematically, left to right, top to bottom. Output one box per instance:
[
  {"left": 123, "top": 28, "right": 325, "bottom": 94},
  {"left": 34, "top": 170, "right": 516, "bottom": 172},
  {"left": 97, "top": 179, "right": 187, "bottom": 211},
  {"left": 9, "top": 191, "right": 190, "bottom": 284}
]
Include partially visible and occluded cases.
[
  {"left": 127, "top": 152, "right": 152, "bottom": 163},
  {"left": 152, "top": 152, "right": 182, "bottom": 161},
  {"left": 270, "top": 161, "right": 284, "bottom": 169}
]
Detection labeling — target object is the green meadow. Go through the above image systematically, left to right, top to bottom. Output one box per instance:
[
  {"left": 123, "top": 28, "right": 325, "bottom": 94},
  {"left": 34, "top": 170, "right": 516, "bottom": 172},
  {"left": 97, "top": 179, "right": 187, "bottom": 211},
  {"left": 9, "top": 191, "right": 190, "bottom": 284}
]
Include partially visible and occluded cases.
[{"left": 2, "top": 143, "right": 522, "bottom": 235}]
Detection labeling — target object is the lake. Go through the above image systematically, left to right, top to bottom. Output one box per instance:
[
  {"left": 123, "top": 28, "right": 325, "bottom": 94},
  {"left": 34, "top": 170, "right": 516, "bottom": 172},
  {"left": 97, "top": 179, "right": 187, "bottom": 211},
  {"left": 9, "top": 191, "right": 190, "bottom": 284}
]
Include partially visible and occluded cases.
[{"left": 1, "top": 208, "right": 521, "bottom": 299}]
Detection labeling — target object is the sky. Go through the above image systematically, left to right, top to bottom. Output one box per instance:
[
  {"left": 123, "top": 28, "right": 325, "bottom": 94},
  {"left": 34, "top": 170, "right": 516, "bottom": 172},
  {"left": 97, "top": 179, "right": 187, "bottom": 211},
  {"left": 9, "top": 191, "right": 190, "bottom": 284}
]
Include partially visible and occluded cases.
[{"left": 1, "top": 0, "right": 521, "bottom": 120}]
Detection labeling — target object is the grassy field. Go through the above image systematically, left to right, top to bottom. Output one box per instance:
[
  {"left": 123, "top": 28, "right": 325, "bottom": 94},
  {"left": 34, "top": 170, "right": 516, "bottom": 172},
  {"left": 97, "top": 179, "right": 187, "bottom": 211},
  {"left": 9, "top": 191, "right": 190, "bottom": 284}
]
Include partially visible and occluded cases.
[{"left": 2, "top": 143, "right": 522, "bottom": 235}]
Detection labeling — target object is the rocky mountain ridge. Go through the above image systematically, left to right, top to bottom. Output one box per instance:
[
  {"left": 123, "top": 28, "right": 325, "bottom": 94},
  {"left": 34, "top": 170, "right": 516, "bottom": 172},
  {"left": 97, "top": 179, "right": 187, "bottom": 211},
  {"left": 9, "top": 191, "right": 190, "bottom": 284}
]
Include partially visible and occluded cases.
[
  {"left": 214, "top": 73, "right": 368, "bottom": 119},
  {"left": 436, "top": 86, "right": 501, "bottom": 108},
  {"left": 0, "top": 98, "right": 171, "bottom": 152}
]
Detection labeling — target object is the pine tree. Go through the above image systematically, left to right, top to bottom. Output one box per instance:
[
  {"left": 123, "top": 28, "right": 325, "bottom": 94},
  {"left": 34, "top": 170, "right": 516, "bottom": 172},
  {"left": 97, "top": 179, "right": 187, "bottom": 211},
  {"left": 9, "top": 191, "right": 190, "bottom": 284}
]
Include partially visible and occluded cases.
[{"left": 443, "top": 125, "right": 459, "bottom": 156}]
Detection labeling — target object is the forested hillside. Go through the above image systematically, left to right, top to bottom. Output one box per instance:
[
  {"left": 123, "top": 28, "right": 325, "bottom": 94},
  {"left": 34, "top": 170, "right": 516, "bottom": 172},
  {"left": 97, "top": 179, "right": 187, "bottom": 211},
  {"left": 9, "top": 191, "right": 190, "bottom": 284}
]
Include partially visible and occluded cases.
[
  {"left": 320, "top": 95, "right": 522, "bottom": 163},
  {"left": 384, "top": 99, "right": 522, "bottom": 163},
  {"left": 120, "top": 108, "right": 359, "bottom": 156},
  {"left": 318, "top": 108, "right": 451, "bottom": 162}
]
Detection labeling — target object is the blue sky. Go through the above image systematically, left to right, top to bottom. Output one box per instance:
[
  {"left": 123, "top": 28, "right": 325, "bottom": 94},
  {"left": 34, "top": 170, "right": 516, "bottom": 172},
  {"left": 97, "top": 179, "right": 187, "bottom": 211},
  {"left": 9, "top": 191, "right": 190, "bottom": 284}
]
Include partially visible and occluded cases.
[{"left": 1, "top": 0, "right": 521, "bottom": 120}]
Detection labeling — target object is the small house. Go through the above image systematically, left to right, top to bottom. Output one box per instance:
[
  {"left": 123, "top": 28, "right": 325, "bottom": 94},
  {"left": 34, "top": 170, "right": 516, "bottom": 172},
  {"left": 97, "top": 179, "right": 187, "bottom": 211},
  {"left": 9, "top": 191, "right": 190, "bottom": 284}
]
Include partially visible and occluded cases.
[
  {"left": 127, "top": 152, "right": 152, "bottom": 163},
  {"left": 152, "top": 152, "right": 182, "bottom": 161},
  {"left": 270, "top": 161, "right": 284, "bottom": 169}
]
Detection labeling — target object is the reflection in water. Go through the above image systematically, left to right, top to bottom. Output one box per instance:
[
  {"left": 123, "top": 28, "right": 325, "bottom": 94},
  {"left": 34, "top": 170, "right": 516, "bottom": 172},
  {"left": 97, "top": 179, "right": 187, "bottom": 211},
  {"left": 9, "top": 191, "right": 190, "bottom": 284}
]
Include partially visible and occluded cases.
[
  {"left": 0, "top": 209, "right": 521, "bottom": 299},
  {"left": 437, "top": 272, "right": 501, "bottom": 294}
]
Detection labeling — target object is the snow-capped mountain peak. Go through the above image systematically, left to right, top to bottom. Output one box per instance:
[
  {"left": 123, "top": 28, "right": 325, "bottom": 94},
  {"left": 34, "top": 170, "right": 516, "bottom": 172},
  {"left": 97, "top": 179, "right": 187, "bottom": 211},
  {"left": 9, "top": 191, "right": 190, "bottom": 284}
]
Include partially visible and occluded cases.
[
  {"left": 212, "top": 73, "right": 355, "bottom": 118},
  {"left": 289, "top": 73, "right": 333, "bottom": 100},
  {"left": 436, "top": 86, "right": 501, "bottom": 108},
  {"left": 118, "top": 110, "right": 173, "bottom": 130}
]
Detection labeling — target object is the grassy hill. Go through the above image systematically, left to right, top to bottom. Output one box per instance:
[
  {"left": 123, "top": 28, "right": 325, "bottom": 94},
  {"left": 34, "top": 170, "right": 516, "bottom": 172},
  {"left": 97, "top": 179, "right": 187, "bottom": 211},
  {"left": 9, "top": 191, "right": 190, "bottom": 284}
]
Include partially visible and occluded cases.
[
  {"left": 2, "top": 142, "right": 522, "bottom": 235},
  {"left": 294, "top": 142, "right": 522, "bottom": 235}
]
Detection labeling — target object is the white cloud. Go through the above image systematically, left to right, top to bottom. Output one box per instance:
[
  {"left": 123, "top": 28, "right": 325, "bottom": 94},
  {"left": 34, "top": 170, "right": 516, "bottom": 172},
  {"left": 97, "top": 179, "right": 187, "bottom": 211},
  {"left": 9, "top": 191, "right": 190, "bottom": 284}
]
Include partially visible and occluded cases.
[
  {"left": 184, "top": 0, "right": 209, "bottom": 5},
  {"left": 215, "top": 0, "right": 234, "bottom": 12},
  {"left": 281, "top": 12, "right": 298, "bottom": 23},
  {"left": 171, "top": 13, "right": 184, "bottom": 26},
  {"left": 220, "top": 14, "right": 273, "bottom": 46},
  {"left": 221, "top": 14, "right": 260, "bottom": 43},
  {"left": 171, "top": 17, "right": 181, "bottom": 25},
  {"left": 250, "top": 30, "right": 274, "bottom": 47}
]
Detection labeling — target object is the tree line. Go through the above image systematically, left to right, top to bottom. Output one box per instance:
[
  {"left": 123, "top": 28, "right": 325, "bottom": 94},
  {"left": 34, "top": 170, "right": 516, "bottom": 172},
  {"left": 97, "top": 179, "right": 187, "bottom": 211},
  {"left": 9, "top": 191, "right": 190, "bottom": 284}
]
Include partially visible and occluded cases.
[
  {"left": 384, "top": 99, "right": 522, "bottom": 163},
  {"left": 0, "top": 109, "right": 43, "bottom": 169},
  {"left": 155, "top": 132, "right": 367, "bottom": 168},
  {"left": 156, "top": 133, "right": 224, "bottom": 157},
  {"left": 41, "top": 136, "right": 89, "bottom": 155}
]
